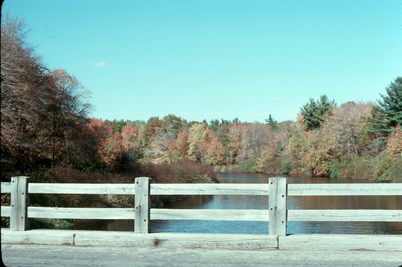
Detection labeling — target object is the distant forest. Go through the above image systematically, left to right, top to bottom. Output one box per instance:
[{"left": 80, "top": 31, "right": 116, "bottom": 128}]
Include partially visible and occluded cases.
[{"left": 2, "top": 17, "right": 401, "bottom": 184}]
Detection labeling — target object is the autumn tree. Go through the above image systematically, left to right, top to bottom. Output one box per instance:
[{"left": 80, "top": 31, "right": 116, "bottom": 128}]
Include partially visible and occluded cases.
[
  {"left": 1, "top": 17, "right": 90, "bottom": 172},
  {"left": 1, "top": 17, "right": 48, "bottom": 169},
  {"left": 41, "top": 70, "right": 89, "bottom": 164},
  {"left": 324, "top": 102, "right": 372, "bottom": 155},
  {"left": 161, "top": 114, "right": 187, "bottom": 139},
  {"left": 142, "top": 115, "right": 187, "bottom": 164},
  {"left": 143, "top": 117, "right": 163, "bottom": 145},
  {"left": 81, "top": 119, "right": 113, "bottom": 168},
  {"left": 93, "top": 120, "right": 123, "bottom": 168},
  {"left": 187, "top": 123, "right": 209, "bottom": 162},
  {"left": 225, "top": 123, "right": 244, "bottom": 163},
  {"left": 240, "top": 123, "right": 269, "bottom": 161},
  {"left": 283, "top": 123, "right": 308, "bottom": 168},
  {"left": 121, "top": 125, "right": 142, "bottom": 161},
  {"left": 256, "top": 127, "right": 279, "bottom": 172},
  {"left": 386, "top": 127, "right": 402, "bottom": 157},
  {"left": 169, "top": 129, "right": 190, "bottom": 162},
  {"left": 303, "top": 129, "right": 340, "bottom": 176},
  {"left": 144, "top": 130, "right": 171, "bottom": 164},
  {"left": 204, "top": 131, "right": 225, "bottom": 165}
]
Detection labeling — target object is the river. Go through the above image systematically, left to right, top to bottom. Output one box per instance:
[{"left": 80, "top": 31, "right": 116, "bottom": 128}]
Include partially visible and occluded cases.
[{"left": 71, "top": 173, "right": 402, "bottom": 234}]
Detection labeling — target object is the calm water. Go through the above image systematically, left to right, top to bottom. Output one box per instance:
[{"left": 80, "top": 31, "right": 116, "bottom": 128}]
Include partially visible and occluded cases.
[{"left": 71, "top": 173, "right": 402, "bottom": 234}]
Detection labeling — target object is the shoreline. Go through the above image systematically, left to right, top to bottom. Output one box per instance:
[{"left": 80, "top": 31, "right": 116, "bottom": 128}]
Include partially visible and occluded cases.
[{"left": 213, "top": 166, "right": 383, "bottom": 182}]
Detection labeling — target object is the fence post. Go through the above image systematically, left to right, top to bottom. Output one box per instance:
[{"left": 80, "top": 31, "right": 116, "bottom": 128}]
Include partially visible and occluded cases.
[
  {"left": 10, "top": 176, "right": 30, "bottom": 231},
  {"left": 134, "top": 177, "right": 151, "bottom": 233},
  {"left": 268, "top": 177, "right": 287, "bottom": 236}
]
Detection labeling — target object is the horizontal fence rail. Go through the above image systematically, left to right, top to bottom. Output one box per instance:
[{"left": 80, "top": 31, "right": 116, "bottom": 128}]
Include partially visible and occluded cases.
[
  {"left": 1, "top": 176, "right": 402, "bottom": 235},
  {"left": 1, "top": 182, "right": 11, "bottom": 193},
  {"left": 2, "top": 182, "right": 402, "bottom": 196},
  {"left": 1, "top": 183, "right": 270, "bottom": 195},
  {"left": 1, "top": 183, "right": 136, "bottom": 195},
  {"left": 30, "top": 183, "right": 135, "bottom": 195},
  {"left": 288, "top": 183, "right": 402, "bottom": 196},
  {"left": 151, "top": 184, "right": 269, "bottom": 195},
  {"left": 1, "top": 207, "right": 268, "bottom": 221},
  {"left": 1, "top": 207, "right": 134, "bottom": 220},
  {"left": 2, "top": 207, "right": 400, "bottom": 222},
  {"left": 151, "top": 209, "right": 268, "bottom": 221},
  {"left": 288, "top": 210, "right": 402, "bottom": 222}
]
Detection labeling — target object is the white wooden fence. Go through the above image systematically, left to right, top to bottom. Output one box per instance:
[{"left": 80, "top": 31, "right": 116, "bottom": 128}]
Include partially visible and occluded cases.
[{"left": 1, "top": 176, "right": 402, "bottom": 235}]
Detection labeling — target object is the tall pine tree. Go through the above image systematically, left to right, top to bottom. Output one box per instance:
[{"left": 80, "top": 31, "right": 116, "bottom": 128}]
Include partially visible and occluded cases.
[
  {"left": 370, "top": 77, "right": 402, "bottom": 133},
  {"left": 300, "top": 95, "right": 336, "bottom": 131},
  {"left": 265, "top": 114, "right": 278, "bottom": 130}
]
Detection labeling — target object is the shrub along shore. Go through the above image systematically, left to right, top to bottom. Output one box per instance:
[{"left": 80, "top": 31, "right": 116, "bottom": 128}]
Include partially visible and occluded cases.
[{"left": 213, "top": 153, "right": 402, "bottom": 182}]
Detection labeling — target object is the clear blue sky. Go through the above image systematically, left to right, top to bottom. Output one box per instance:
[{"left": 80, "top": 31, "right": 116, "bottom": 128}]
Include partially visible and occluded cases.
[{"left": 3, "top": 0, "right": 402, "bottom": 122}]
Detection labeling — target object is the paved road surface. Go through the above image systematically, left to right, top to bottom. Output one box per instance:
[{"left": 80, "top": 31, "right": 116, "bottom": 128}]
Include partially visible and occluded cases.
[{"left": 2, "top": 244, "right": 402, "bottom": 267}]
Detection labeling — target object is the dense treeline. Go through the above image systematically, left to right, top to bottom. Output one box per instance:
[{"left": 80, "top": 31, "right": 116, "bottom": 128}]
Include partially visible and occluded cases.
[
  {"left": 1, "top": 18, "right": 401, "bottom": 184},
  {"left": 96, "top": 88, "right": 401, "bottom": 182}
]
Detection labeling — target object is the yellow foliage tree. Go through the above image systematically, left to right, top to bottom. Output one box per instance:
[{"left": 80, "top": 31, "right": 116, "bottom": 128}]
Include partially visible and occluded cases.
[{"left": 386, "top": 127, "right": 402, "bottom": 157}]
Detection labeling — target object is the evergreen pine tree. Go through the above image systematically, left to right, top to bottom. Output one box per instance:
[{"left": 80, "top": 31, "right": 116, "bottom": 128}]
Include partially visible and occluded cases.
[
  {"left": 370, "top": 77, "right": 402, "bottom": 133},
  {"left": 300, "top": 95, "right": 336, "bottom": 131},
  {"left": 265, "top": 114, "right": 278, "bottom": 130}
]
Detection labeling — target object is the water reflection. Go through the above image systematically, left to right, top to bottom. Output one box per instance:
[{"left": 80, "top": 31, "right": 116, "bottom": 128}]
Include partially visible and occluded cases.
[{"left": 71, "top": 173, "right": 402, "bottom": 234}]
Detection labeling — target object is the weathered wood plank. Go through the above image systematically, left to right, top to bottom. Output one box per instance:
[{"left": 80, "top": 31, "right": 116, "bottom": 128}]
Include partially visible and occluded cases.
[
  {"left": 10, "top": 177, "right": 30, "bottom": 231},
  {"left": 135, "top": 177, "right": 151, "bottom": 233},
  {"left": 269, "top": 177, "right": 287, "bottom": 236},
  {"left": 4, "top": 181, "right": 402, "bottom": 196},
  {"left": 1, "top": 182, "right": 11, "bottom": 193},
  {"left": 24, "top": 183, "right": 270, "bottom": 195},
  {"left": 28, "top": 183, "right": 135, "bottom": 195},
  {"left": 288, "top": 183, "right": 402, "bottom": 196},
  {"left": 151, "top": 184, "right": 269, "bottom": 195},
  {"left": 1, "top": 206, "right": 11, "bottom": 217},
  {"left": 10, "top": 207, "right": 268, "bottom": 221},
  {"left": 27, "top": 207, "right": 134, "bottom": 219},
  {"left": 18, "top": 208, "right": 402, "bottom": 222},
  {"left": 151, "top": 209, "right": 268, "bottom": 221},
  {"left": 288, "top": 209, "right": 402, "bottom": 222},
  {"left": 1, "top": 229, "right": 75, "bottom": 245},
  {"left": 1, "top": 229, "right": 278, "bottom": 249},
  {"left": 73, "top": 231, "right": 278, "bottom": 249},
  {"left": 279, "top": 234, "right": 402, "bottom": 251}
]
